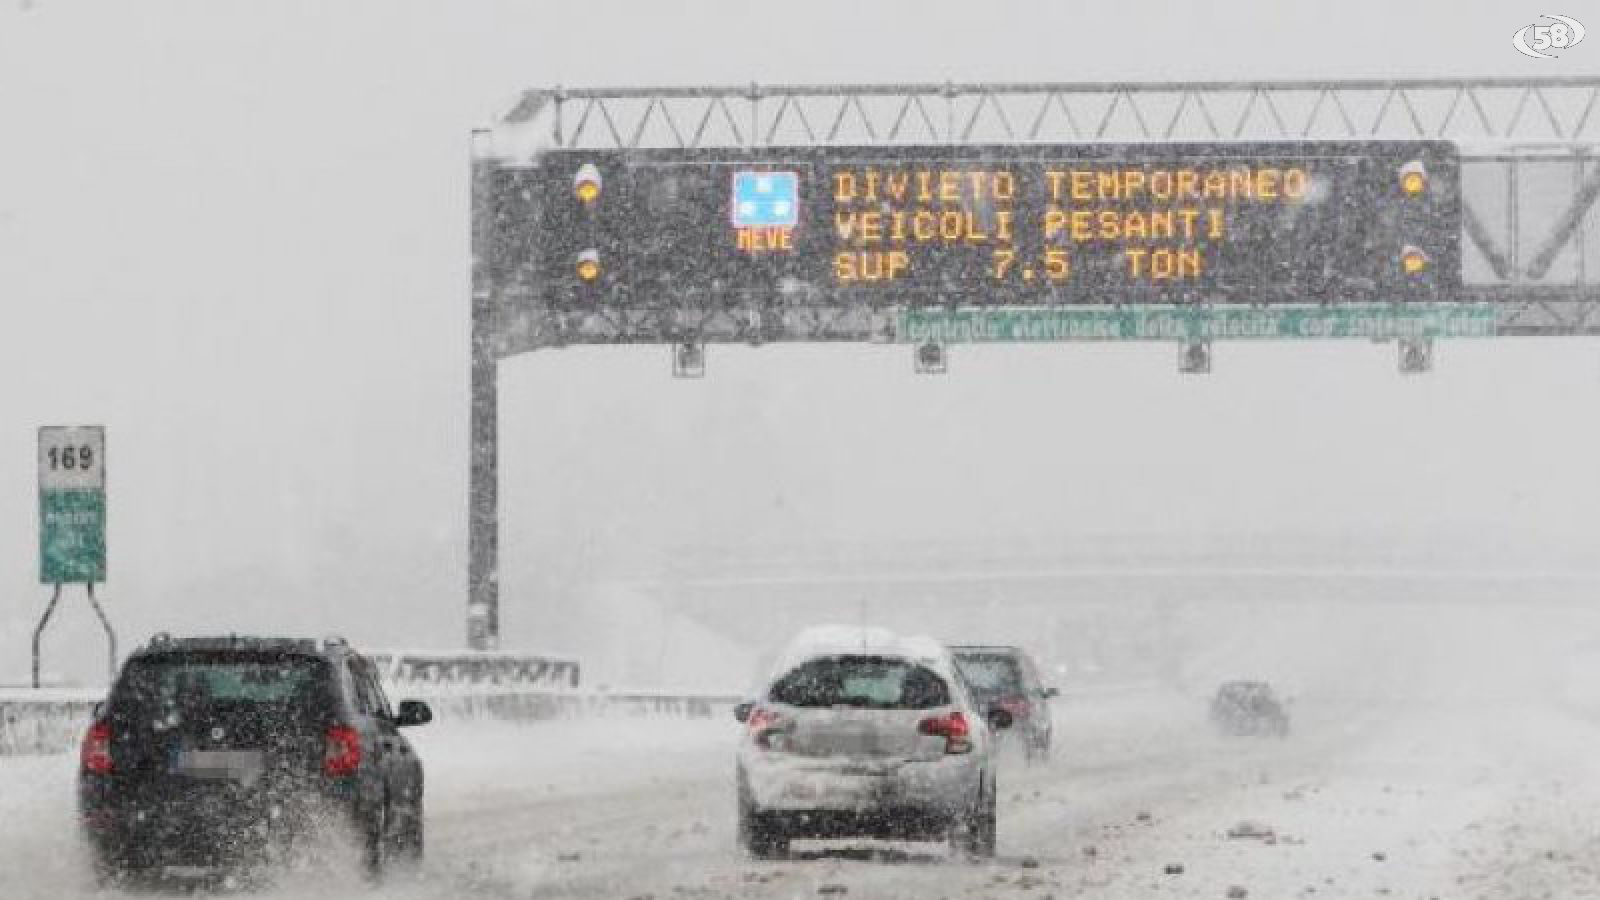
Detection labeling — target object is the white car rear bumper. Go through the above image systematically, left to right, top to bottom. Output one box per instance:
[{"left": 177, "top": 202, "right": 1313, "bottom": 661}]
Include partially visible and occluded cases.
[{"left": 740, "top": 750, "right": 980, "bottom": 813}]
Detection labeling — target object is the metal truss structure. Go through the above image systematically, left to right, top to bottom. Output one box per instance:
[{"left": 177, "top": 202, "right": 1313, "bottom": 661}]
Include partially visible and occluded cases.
[{"left": 466, "top": 78, "right": 1600, "bottom": 648}]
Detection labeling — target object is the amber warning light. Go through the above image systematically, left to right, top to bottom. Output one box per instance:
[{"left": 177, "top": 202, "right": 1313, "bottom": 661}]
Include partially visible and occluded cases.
[
  {"left": 1399, "top": 160, "right": 1428, "bottom": 197},
  {"left": 574, "top": 164, "right": 602, "bottom": 204},
  {"left": 1401, "top": 245, "right": 1430, "bottom": 274},
  {"left": 576, "top": 249, "right": 601, "bottom": 281}
]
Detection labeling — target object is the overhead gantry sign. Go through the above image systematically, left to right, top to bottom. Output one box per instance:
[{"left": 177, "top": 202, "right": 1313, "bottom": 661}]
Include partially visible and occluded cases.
[{"left": 466, "top": 78, "right": 1600, "bottom": 648}]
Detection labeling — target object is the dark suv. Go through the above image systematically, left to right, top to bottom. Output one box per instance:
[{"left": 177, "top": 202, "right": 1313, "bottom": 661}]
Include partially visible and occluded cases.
[
  {"left": 78, "top": 634, "right": 432, "bottom": 883},
  {"left": 950, "top": 645, "right": 1058, "bottom": 763}
]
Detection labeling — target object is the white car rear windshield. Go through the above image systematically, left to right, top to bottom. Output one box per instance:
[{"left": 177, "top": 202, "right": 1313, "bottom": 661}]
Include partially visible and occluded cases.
[
  {"left": 955, "top": 654, "right": 1024, "bottom": 693},
  {"left": 768, "top": 655, "right": 950, "bottom": 709}
]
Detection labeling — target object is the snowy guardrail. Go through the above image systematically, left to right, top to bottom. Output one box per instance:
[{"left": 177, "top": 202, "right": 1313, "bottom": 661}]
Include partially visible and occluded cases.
[
  {"left": 0, "top": 678, "right": 1163, "bottom": 757},
  {"left": 0, "top": 686, "right": 742, "bottom": 758},
  {"left": 397, "top": 686, "right": 741, "bottom": 725},
  {"left": 0, "top": 690, "right": 102, "bottom": 758}
]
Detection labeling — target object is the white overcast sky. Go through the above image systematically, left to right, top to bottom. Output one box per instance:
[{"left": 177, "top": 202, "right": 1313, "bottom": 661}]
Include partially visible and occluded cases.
[{"left": 1, "top": 1, "right": 1597, "bottom": 682}]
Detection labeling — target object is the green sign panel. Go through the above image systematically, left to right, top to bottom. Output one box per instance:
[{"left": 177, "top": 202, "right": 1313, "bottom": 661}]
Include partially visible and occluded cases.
[
  {"left": 898, "top": 303, "right": 1498, "bottom": 343},
  {"left": 40, "top": 489, "right": 106, "bottom": 583}
]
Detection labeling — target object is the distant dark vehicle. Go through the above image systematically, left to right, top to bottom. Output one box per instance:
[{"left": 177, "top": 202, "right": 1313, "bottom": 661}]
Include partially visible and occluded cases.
[
  {"left": 79, "top": 634, "right": 432, "bottom": 884},
  {"left": 949, "top": 645, "right": 1058, "bottom": 763},
  {"left": 1210, "top": 680, "right": 1290, "bottom": 737}
]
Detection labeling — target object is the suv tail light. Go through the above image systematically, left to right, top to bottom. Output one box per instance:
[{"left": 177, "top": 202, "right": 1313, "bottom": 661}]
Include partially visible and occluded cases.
[
  {"left": 745, "top": 707, "right": 794, "bottom": 752},
  {"left": 918, "top": 711, "right": 972, "bottom": 754},
  {"left": 80, "top": 720, "right": 114, "bottom": 775},
  {"left": 322, "top": 724, "right": 362, "bottom": 776}
]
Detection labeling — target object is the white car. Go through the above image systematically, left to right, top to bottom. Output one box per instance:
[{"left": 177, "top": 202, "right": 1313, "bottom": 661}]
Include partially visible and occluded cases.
[{"left": 734, "top": 626, "right": 1011, "bottom": 859}]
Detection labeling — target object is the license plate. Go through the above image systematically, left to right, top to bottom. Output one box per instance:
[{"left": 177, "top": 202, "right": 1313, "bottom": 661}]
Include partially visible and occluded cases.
[
  {"left": 830, "top": 729, "right": 877, "bottom": 756},
  {"left": 171, "top": 749, "right": 264, "bottom": 784},
  {"left": 838, "top": 761, "right": 895, "bottom": 776},
  {"left": 800, "top": 779, "right": 870, "bottom": 805}
]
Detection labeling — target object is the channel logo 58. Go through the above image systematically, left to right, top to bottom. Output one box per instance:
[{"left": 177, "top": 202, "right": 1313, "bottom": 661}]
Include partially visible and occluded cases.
[{"left": 1513, "top": 14, "right": 1585, "bottom": 59}]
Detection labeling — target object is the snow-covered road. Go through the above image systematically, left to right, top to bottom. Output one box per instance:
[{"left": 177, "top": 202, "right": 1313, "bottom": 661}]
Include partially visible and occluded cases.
[{"left": 6, "top": 687, "right": 1600, "bottom": 900}]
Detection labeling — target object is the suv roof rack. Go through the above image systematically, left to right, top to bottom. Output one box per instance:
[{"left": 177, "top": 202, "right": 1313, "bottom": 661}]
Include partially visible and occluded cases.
[{"left": 135, "top": 635, "right": 321, "bottom": 654}]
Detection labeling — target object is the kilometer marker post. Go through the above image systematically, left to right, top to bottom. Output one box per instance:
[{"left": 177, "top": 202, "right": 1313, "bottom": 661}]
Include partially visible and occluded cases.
[{"left": 35, "top": 426, "right": 116, "bottom": 687}]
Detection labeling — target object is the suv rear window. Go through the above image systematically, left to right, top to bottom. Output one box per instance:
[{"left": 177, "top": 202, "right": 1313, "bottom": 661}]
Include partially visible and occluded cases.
[
  {"left": 113, "top": 652, "right": 329, "bottom": 713},
  {"left": 954, "top": 653, "right": 1023, "bottom": 693},
  {"left": 768, "top": 655, "right": 950, "bottom": 709}
]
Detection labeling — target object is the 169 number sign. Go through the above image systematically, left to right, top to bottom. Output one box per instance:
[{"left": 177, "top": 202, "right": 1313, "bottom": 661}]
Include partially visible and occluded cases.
[{"left": 46, "top": 445, "right": 95, "bottom": 472}]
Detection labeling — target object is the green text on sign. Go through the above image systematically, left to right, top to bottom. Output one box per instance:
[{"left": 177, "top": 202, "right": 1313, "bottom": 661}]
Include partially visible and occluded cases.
[
  {"left": 897, "top": 304, "right": 1499, "bottom": 343},
  {"left": 40, "top": 489, "right": 106, "bottom": 583}
]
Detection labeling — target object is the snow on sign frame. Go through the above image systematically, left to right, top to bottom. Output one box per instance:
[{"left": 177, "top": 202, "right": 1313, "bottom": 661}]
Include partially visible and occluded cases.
[
  {"left": 512, "top": 141, "right": 1462, "bottom": 311},
  {"left": 38, "top": 425, "right": 106, "bottom": 584}
]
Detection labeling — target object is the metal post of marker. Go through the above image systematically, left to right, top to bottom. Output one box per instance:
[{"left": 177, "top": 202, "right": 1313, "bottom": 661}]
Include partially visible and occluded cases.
[
  {"left": 31, "top": 583, "right": 62, "bottom": 689},
  {"left": 86, "top": 583, "right": 118, "bottom": 683}
]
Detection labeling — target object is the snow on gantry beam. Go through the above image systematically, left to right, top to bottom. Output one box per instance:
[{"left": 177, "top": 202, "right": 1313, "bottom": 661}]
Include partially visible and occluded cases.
[{"left": 483, "top": 78, "right": 1600, "bottom": 157}]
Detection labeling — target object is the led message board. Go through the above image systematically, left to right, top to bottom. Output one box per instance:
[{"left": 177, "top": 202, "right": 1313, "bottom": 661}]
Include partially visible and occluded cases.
[{"left": 499, "top": 142, "right": 1460, "bottom": 307}]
